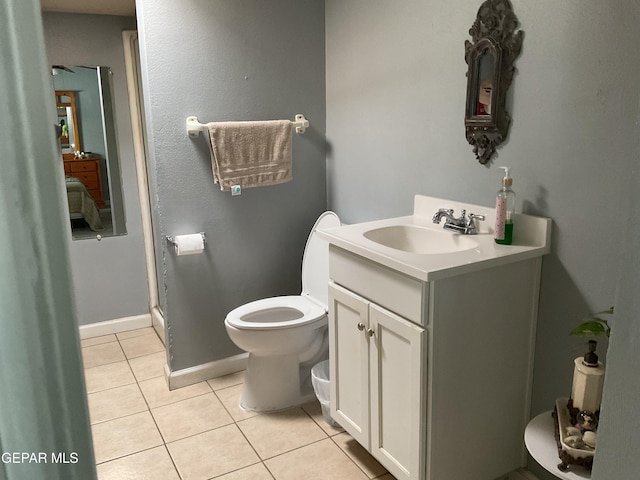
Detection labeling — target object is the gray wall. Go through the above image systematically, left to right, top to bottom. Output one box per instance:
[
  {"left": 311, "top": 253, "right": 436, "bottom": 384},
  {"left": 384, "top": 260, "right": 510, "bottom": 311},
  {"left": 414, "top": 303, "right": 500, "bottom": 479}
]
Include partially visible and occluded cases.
[
  {"left": 136, "top": 0, "right": 327, "bottom": 371},
  {"left": 326, "top": 1, "right": 640, "bottom": 478},
  {"left": 43, "top": 13, "right": 149, "bottom": 325},
  {"left": 592, "top": 168, "right": 640, "bottom": 478}
]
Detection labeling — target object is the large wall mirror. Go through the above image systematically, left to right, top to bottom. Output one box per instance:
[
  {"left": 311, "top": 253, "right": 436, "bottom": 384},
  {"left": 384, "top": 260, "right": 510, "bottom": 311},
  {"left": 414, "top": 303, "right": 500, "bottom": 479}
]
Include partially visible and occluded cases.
[
  {"left": 464, "top": 0, "right": 523, "bottom": 165},
  {"left": 53, "top": 66, "right": 127, "bottom": 240}
]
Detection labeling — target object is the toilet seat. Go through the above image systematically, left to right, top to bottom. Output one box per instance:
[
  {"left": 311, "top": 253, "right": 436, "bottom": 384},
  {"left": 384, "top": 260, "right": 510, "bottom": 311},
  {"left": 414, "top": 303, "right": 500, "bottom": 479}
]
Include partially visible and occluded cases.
[{"left": 226, "top": 295, "right": 325, "bottom": 330}]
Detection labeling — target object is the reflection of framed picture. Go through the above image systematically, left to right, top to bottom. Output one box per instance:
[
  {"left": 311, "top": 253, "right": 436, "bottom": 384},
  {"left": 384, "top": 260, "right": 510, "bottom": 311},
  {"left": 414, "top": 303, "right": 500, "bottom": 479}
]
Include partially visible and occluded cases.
[
  {"left": 478, "top": 80, "right": 492, "bottom": 115},
  {"left": 60, "top": 119, "right": 69, "bottom": 145}
]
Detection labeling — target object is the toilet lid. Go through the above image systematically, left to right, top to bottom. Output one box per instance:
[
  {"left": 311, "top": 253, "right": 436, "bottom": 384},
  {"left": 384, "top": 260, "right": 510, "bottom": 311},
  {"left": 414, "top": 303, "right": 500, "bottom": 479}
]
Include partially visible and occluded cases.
[{"left": 301, "top": 211, "right": 340, "bottom": 309}]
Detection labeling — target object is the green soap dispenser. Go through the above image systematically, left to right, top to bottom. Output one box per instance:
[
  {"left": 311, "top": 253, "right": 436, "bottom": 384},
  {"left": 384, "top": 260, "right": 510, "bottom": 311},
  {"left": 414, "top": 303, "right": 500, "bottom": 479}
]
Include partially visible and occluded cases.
[{"left": 495, "top": 166, "right": 515, "bottom": 245}]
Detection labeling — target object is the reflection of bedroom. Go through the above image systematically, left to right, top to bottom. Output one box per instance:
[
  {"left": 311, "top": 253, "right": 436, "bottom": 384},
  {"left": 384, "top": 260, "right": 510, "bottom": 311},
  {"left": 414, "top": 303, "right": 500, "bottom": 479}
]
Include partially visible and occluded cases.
[
  {"left": 53, "top": 67, "right": 125, "bottom": 240},
  {"left": 62, "top": 150, "right": 110, "bottom": 238},
  {"left": 65, "top": 176, "right": 106, "bottom": 234}
]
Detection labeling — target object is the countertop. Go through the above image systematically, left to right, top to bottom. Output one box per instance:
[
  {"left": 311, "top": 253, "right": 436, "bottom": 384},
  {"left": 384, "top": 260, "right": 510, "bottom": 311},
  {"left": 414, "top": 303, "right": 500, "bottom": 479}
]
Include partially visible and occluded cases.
[{"left": 318, "top": 196, "right": 551, "bottom": 282}]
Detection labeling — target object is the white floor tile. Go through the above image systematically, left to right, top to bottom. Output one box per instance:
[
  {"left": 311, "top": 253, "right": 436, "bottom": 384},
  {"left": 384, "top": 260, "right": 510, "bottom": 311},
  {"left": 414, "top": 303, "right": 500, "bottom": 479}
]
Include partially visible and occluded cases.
[{"left": 84, "top": 331, "right": 378, "bottom": 479}]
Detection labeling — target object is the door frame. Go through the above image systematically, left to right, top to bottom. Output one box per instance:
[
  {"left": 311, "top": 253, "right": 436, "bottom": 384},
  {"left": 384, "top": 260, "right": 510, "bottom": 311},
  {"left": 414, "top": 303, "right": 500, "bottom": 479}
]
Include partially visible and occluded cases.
[{"left": 122, "top": 30, "right": 165, "bottom": 342}]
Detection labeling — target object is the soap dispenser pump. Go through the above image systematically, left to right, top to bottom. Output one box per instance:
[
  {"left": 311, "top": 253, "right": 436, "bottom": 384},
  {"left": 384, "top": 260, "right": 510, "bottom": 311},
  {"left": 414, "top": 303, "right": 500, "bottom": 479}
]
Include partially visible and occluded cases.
[{"left": 495, "top": 166, "right": 515, "bottom": 245}]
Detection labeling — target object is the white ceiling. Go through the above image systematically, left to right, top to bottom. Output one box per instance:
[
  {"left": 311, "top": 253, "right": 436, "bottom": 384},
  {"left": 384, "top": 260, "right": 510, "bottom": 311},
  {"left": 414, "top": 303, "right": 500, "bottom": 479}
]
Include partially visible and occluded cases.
[{"left": 40, "top": 0, "right": 135, "bottom": 17}]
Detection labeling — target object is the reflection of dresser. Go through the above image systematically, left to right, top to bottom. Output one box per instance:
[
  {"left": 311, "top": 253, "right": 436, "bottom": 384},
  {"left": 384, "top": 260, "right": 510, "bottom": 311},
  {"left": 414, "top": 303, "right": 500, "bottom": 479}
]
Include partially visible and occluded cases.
[{"left": 63, "top": 157, "right": 105, "bottom": 208}]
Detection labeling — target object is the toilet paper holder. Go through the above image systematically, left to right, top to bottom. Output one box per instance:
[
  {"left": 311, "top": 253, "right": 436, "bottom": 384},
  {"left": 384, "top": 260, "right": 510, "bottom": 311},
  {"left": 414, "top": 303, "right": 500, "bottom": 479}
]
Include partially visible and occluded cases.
[{"left": 166, "top": 232, "right": 207, "bottom": 248}]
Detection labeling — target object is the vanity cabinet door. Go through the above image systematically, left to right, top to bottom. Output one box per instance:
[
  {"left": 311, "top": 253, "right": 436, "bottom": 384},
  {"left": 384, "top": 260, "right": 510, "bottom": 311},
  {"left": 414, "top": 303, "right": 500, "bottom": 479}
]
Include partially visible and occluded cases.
[
  {"left": 328, "top": 282, "right": 371, "bottom": 449},
  {"left": 329, "top": 282, "right": 426, "bottom": 480},
  {"left": 369, "top": 304, "right": 425, "bottom": 480}
]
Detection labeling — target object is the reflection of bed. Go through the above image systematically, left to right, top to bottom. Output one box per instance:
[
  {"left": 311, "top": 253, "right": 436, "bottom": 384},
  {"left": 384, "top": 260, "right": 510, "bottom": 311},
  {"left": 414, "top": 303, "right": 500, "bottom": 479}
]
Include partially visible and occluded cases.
[{"left": 65, "top": 177, "right": 103, "bottom": 231}]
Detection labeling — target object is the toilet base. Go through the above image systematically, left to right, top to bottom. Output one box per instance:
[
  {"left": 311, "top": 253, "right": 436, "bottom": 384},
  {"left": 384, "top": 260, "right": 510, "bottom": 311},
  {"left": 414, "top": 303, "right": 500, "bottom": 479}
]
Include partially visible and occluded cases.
[
  {"left": 239, "top": 328, "right": 328, "bottom": 413},
  {"left": 240, "top": 353, "right": 317, "bottom": 413}
]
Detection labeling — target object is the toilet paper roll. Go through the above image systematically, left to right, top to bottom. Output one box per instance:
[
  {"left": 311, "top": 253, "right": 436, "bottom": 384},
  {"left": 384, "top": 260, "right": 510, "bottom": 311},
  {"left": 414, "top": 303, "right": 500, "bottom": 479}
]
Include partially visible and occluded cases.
[{"left": 174, "top": 233, "right": 205, "bottom": 256}]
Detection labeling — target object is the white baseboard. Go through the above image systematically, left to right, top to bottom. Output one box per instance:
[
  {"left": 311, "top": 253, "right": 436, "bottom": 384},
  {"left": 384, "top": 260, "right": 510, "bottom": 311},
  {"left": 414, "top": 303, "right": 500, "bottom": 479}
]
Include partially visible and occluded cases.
[
  {"left": 78, "top": 313, "right": 152, "bottom": 339},
  {"left": 165, "top": 352, "right": 248, "bottom": 390}
]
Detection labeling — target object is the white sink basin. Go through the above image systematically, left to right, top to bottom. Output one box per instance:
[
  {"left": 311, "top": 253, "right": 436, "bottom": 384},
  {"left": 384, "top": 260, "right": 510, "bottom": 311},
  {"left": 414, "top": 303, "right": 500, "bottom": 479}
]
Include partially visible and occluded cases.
[
  {"left": 317, "top": 195, "right": 552, "bottom": 281},
  {"left": 363, "top": 225, "right": 478, "bottom": 254}
]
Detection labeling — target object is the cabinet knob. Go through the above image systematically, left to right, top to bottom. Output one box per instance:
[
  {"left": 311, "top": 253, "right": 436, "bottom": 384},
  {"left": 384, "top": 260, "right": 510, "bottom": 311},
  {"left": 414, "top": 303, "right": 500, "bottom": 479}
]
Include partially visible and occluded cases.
[
  {"left": 357, "top": 322, "right": 365, "bottom": 331},
  {"left": 367, "top": 328, "right": 375, "bottom": 337}
]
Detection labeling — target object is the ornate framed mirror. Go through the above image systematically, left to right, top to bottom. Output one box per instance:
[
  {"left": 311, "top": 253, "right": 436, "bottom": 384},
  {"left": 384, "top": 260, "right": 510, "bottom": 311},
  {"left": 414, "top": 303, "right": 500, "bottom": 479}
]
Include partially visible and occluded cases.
[{"left": 464, "top": 0, "right": 523, "bottom": 164}]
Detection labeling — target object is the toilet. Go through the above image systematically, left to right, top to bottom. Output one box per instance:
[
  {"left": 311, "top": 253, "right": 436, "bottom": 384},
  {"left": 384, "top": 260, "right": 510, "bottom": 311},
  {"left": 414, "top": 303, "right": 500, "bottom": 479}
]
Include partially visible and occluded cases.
[{"left": 224, "top": 211, "right": 341, "bottom": 412}]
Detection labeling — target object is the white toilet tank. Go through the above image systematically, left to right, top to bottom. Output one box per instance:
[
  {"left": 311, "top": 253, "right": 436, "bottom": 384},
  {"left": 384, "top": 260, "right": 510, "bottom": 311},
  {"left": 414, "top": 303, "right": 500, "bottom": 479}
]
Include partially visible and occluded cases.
[{"left": 301, "top": 211, "right": 340, "bottom": 309}]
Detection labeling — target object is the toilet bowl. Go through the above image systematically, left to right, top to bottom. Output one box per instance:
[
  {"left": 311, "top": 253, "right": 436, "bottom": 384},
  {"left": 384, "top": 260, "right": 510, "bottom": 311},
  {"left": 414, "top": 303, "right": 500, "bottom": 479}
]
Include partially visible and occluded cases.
[{"left": 224, "top": 211, "right": 340, "bottom": 412}]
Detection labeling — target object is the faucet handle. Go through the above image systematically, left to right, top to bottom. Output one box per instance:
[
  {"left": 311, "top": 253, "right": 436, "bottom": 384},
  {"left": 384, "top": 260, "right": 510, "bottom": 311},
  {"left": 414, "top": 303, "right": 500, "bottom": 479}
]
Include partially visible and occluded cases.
[
  {"left": 432, "top": 208, "right": 454, "bottom": 224},
  {"left": 467, "top": 213, "right": 486, "bottom": 231}
]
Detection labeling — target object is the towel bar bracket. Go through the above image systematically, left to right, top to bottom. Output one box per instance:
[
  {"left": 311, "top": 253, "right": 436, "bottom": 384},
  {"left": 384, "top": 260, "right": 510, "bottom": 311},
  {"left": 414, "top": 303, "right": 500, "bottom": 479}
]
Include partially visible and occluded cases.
[
  {"left": 186, "top": 114, "right": 309, "bottom": 137},
  {"left": 293, "top": 114, "right": 309, "bottom": 134},
  {"left": 186, "top": 116, "right": 202, "bottom": 138}
]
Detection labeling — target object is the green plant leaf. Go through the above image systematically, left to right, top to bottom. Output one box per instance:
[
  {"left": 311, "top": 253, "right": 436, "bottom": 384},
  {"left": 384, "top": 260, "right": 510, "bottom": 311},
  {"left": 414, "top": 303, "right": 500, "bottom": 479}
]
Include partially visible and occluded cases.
[{"left": 570, "top": 321, "right": 608, "bottom": 337}]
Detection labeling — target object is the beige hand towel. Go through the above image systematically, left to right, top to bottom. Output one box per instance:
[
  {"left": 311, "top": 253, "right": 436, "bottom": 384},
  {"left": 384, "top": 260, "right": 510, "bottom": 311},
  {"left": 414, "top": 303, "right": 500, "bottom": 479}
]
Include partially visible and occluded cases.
[{"left": 207, "top": 120, "right": 293, "bottom": 191}]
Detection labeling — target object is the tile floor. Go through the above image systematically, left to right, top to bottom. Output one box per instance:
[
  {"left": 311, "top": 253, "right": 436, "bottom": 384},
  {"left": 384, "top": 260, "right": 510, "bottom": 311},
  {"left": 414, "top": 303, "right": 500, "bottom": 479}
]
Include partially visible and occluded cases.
[{"left": 81, "top": 328, "right": 394, "bottom": 480}]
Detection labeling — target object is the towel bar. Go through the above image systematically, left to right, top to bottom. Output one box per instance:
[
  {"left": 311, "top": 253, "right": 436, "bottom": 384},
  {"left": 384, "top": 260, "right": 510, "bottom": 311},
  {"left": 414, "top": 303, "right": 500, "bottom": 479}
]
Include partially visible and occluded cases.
[{"left": 186, "top": 114, "right": 309, "bottom": 137}]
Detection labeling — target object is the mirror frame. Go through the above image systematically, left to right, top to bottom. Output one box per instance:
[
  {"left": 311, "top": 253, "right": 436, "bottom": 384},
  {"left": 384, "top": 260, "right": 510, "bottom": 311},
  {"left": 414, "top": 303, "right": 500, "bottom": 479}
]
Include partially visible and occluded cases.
[
  {"left": 464, "top": 0, "right": 523, "bottom": 165},
  {"left": 56, "top": 90, "right": 81, "bottom": 159}
]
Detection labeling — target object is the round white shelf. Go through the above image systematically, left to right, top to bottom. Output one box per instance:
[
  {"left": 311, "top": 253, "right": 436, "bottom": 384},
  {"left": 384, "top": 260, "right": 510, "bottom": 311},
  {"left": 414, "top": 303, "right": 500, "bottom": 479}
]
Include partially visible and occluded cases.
[{"left": 524, "top": 411, "right": 591, "bottom": 480}]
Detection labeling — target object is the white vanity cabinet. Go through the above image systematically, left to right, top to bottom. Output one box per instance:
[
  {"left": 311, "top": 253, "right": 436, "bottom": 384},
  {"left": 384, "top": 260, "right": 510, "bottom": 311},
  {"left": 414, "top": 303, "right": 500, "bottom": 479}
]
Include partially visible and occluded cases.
[
  {"left": 327, "top": 244, "right": 544, "bottom": 480},
  {"left": 329, "top": 281, "right": 425, "bottom": 480}
]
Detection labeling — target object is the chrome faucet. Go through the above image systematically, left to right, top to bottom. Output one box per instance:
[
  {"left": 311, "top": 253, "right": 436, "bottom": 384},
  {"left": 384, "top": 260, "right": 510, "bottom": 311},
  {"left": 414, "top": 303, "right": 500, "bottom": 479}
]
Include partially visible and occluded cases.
[{"left": 432, "top": 208, "right": 485, "bottom": 235}]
